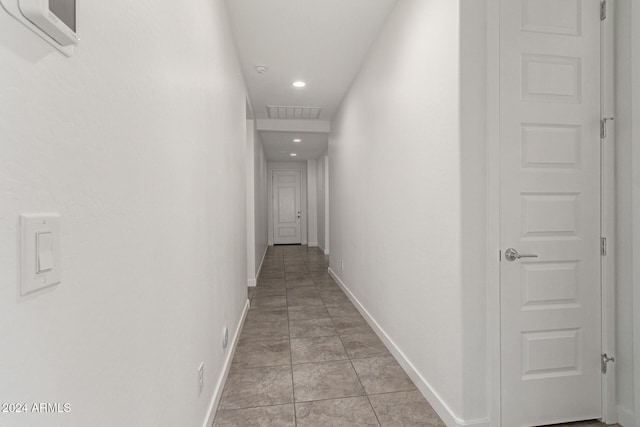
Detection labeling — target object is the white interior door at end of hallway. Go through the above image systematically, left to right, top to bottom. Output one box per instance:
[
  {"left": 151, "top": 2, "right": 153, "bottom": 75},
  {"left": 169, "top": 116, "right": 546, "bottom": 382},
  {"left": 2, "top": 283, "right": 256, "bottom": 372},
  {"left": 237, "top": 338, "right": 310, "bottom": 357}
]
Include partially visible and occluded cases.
[
  {"left": 499, "top": 1, "right": 602, "bottom": 426},
  {"left": 273, "top": 170, "right": 302, "bottom": 244}
]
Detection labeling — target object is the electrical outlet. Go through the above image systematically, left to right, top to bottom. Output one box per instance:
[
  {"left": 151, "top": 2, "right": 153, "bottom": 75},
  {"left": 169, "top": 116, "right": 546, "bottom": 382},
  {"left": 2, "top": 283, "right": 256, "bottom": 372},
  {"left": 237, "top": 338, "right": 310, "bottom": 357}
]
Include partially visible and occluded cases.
[
  {"left": 222, "top": 326, "right": 229, "bottom": 349},
  {"left": 197, "top": 362, "right": 204, "bottom": 396}
]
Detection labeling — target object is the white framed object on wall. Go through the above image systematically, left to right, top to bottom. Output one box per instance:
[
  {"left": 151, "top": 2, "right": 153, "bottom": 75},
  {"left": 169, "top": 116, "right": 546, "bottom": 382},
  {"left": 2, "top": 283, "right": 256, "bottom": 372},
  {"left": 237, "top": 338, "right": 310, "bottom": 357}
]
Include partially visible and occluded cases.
[{"left": 0, "top": 0, "right": 77, "bottom": 56}]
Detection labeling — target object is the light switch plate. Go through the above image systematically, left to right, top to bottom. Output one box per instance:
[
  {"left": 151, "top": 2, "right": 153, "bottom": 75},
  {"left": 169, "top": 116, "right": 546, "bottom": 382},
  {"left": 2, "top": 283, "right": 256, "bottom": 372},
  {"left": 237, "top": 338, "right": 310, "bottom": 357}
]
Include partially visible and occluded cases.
[{"left": 20, "top": 214, "right": 61, "bottom": 296}]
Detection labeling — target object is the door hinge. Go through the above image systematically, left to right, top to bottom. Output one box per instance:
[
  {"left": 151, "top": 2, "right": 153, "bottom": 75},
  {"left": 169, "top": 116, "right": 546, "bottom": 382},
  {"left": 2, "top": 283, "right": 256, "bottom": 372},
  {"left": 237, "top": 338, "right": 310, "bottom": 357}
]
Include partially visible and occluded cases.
[
  {"left": 600, "top": 0, "right": 607, "bottom": 20},
  {"left": 601, "top": 117, "right": 614, "bottom": 138},
  {"left": 601, "top": 237, "right": 607, "bottom": 256},
  {"left": 499, "top": 250, "right": 502, "bottom": 261},
  {"left": 602, "top": 353, "right": 615, "bottom": 373}
]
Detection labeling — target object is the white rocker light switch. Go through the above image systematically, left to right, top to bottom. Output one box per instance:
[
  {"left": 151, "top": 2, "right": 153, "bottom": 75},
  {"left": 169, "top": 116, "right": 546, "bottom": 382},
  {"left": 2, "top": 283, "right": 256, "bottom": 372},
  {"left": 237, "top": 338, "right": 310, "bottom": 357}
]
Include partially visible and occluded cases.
[{"left": 20, "top": 214, "right": 61, "bottom": 296}]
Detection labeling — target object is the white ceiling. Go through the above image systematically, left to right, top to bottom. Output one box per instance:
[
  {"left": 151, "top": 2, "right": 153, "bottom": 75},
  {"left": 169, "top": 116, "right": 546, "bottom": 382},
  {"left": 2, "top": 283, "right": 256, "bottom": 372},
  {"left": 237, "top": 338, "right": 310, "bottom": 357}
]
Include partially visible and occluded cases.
[
  {"left": 226, "top": 0, "right": 398, "bottom": 160},
  {"left": 260, "top": 132, "right": 329, "bottom": 161}
]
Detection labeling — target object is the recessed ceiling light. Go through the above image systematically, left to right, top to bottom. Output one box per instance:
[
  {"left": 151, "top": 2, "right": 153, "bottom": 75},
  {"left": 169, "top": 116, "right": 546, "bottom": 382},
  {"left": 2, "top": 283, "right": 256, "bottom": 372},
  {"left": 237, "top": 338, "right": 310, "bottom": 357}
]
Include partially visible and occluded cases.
[
  {"left": 292, "top": 81, "right": 306, "bottom": 88},
  {"left": 293, "top": 138, "right": 302, "bottom": 143},
  {"left": 290, "top": 153, "right": 297, "bottom": 157}
]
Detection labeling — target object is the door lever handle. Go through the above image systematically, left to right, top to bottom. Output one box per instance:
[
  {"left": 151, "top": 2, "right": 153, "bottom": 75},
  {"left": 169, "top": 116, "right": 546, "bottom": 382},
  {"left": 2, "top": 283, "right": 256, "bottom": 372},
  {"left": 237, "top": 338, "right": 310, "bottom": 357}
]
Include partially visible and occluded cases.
[{"left": 505, "top": 248, "right": 538, "bottom": 262}]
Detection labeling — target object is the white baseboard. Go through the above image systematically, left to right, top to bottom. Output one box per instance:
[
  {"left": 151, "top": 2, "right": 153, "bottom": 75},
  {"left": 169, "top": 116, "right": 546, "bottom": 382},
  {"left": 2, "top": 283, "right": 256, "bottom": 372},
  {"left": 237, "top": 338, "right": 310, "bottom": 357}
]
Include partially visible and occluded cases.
[
  {"left": 308, "top": 241, "right": 318, "bottom": 247},
  {"left": 257, "top": 244, "right": 268, "bottom": 277},
  {"left": 247, "top": 245, "right": 268, "bottom": 288},
  {"left": 328, "top": 268, "right": 489, "bottom": 427},
  {"left": 203, "top": 299, "right": 249, "bottom": 427},
  {"left": 618, "top": 406, "right": 636, "bottom": 427}
]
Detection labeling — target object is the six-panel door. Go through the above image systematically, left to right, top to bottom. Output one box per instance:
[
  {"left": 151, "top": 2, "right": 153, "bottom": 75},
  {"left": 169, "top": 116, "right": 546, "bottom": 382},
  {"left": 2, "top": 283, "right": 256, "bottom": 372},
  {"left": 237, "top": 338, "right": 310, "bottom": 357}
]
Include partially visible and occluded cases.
[{"left": 500, "top": 1, "right": 602, "bottom": 425}]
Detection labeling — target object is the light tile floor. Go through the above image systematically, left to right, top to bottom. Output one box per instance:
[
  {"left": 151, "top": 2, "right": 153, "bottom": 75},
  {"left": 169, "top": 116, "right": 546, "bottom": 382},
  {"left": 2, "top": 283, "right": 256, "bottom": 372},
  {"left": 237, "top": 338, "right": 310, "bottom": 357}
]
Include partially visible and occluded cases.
[
  {"left": 214, "top": 245, "right": 443, "bottom": 426},
  {"left": 215, "top": 245, "right": 619, "bottom": 427}
]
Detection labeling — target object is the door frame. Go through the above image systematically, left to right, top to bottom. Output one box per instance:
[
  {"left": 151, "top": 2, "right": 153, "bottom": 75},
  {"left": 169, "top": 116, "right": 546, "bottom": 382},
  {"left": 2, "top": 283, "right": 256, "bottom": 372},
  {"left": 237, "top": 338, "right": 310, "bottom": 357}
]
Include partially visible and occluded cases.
[
  {"left": 485, "top": 1, "right": 617, "bottom": 425},
  {"left": 600, "top": 1, "right": 616, "bottom": 421},
  {"left": 268, "top": 166, "right": 307, "bottom": 246},
  {"left": 271, "top": 169, "right": 302, "bottom": 245}
]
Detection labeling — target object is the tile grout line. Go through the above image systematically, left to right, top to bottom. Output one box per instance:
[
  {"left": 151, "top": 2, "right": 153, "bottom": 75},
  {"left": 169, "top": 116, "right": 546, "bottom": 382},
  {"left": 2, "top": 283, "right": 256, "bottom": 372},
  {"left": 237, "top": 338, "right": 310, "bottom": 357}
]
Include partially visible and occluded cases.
[
  {"left": 290, "top": 245, "right": 314, "bottom": 426},
  {"left": 237, "top": 247, "right": 387, "bottom": 424},
  {"left": 238, "top": 247, "right": 440, "bottom": 425},
  {"left": 216, "top": 249, "right": 278, "bottom": 422},
  {"left": 251, "top": 249, "right": 297, "bottom": 424},
  {"left": 283, "top": 255, "right": 298, "bottom": 427},
  {"left": 328, "top": 273, "right": 384, "bottom": 425},
  {"left": 335, "top": 294, "right": 383, "bottom": 425},
  {"left": 217, "top": 389, "right": 423, "bottom": 415},
  {"left": 365, "top": 394, "right": 383, "bottom": 427},
  {"left": 216, "top": 402, "right": 294, "bottom": 413}
]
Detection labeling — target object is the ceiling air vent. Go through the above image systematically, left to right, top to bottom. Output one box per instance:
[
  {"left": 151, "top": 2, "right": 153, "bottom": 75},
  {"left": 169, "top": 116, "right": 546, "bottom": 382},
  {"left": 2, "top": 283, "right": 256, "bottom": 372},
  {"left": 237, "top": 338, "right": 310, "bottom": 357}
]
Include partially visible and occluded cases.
[{"left": 266, "top": 105, "right": 322, "bottom": 120}]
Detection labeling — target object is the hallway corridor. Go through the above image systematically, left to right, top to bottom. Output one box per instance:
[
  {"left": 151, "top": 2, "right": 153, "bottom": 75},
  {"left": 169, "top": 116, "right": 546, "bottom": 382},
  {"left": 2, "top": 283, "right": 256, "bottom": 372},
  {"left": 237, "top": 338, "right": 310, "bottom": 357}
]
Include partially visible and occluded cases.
[
  {"left": 3, "top": 0, "right": 640, "bottom": 425},
  {"left": 213, "top": 245, "right": 445, "bottom": 426}
]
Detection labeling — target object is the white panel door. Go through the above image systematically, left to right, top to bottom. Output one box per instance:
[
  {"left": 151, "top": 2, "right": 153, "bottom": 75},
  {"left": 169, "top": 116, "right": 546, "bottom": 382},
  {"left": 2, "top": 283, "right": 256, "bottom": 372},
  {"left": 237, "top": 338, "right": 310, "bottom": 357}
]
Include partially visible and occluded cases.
[
  {"left": 500, "top": 1, "right": 602, "bottom": 425},
  {"left": 273, "top": 170, "right": 301, "bottom": 244}
]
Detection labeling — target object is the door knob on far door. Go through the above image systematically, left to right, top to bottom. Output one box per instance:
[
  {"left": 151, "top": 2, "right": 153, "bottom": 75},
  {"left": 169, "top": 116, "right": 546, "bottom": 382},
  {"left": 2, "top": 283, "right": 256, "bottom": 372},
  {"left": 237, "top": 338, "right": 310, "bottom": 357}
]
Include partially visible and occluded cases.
[
  {"left": 297, "top": 211, "right": 301, "bottom": 218},
  {"left": 504, "top": 248, "right": 538, "bottom": 262}
]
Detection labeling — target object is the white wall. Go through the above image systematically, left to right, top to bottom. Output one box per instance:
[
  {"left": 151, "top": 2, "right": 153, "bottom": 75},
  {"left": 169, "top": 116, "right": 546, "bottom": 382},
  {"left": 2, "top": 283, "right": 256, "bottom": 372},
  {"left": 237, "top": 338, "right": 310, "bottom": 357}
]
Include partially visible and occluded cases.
[
  {"left": 329, "top": 0, "right": 481, "bottom": 423},
  {"left": 0, "top": 1, "right": 248, "bottom": 426},
  {"left": 459, "top": 1, "right": 488, "bottom": 421},
  {"left": 615, "top": 2, "right": 636, "bottom": 424},
  {"left": 633, "top": 2, "right": 640, "bottom": 422},
  {"left": 246, "top": 119, "right": 257, "bottom": 286},
  {"left": 246, "top": 121, "right": 268, "bottom": 286},
  {"left": 254, "top": 132, "right": 268, "bottom": 275},
  {"left": 316, "top": 152, "right": 327, "bottom": 253},
  {"left": 325, "top": 155, "right": 330, "bottom": 254},
  {"left": 307, "top": 160, "right": 319, "bottom": 246},
  {"left": 267, "top": 161, "right": 308, "bottom": 245}
]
